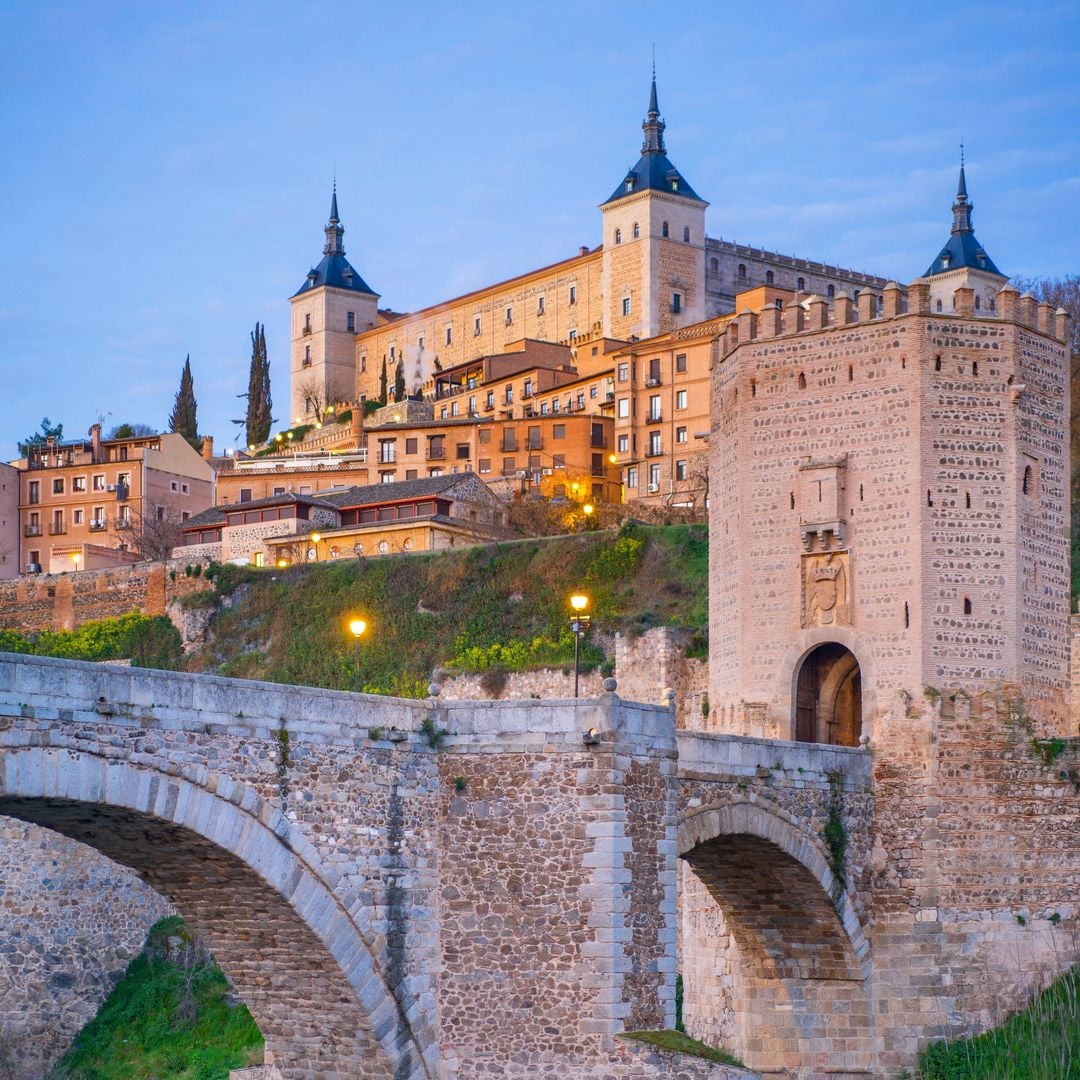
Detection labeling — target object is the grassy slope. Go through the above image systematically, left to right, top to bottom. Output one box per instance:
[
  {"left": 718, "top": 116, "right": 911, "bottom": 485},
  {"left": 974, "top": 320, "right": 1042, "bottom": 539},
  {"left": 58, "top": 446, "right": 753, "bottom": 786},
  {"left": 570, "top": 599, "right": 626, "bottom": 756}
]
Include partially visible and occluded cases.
[
  {"left": 186, "top": 524, "right": 710, "bottom": 694},
  {"left": 52, "top": 917, "right": 262, "bottom": 1080},
  {"left": 919, "top": 967, "right": 1080, "bottom": 1079}
]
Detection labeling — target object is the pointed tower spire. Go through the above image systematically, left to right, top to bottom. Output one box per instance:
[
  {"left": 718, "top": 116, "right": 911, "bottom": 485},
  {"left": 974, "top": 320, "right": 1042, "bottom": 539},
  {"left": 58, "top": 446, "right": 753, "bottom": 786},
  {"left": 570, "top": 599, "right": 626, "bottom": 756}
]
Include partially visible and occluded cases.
[
  {"left": 641, "top": 70, "right": 665, "bottom": 154},
  {"left": 951, "top": 148, "right": 973, "bottom": 235},
  {"left": 324, "top": 186, "right": 345, "bottom": 255}
]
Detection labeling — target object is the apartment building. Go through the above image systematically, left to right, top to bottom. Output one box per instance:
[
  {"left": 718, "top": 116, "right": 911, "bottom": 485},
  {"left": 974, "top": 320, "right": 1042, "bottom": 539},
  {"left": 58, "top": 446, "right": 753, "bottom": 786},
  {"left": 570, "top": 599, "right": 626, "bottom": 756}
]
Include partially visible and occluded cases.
[
  {"left": 19, "top": 426, "right": 213, "bottom": 574},
  {"left": 0, "top": 463, "right": 17, "bottom": 581}
]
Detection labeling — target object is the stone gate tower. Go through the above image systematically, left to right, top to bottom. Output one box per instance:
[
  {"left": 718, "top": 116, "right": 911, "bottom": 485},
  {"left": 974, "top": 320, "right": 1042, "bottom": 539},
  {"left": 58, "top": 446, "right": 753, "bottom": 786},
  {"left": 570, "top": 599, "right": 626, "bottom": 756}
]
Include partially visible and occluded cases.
[
  {"left": 707, "top": 167, "right": 1073, "bottom": 742},
  {"left": 289, "top": 190, "right": 379, "bottom": 424}
]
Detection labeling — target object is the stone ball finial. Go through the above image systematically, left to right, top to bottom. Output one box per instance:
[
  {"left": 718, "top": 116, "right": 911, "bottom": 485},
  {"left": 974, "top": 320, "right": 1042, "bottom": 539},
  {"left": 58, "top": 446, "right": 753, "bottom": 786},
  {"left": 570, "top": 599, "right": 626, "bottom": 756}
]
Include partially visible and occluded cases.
[
  {"left": 602, "top": 677, "right": 618, "bottom": 693},
  {"left": 427, "top": 682, "right": 441, "bottom": 698},
  {"left": 859, "top": 733, "right": 871, "bottom": 750}
]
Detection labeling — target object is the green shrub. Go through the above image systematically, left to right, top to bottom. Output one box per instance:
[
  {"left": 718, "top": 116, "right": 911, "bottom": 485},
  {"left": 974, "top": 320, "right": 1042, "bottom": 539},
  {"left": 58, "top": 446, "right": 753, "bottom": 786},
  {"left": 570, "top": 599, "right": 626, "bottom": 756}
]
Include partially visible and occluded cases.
[{"left": 0, "top": 613, "right": 182, "bottom": 670}]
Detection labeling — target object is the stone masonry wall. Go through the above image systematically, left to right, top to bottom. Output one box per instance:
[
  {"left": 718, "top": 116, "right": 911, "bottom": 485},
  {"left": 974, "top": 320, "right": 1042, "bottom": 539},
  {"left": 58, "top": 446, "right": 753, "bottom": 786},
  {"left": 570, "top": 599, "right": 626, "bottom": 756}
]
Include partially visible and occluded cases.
[
  {"left": 0, "top": 559, "right": 213, "bottom": 634},
  {"left": 0, "top": 817, "right": 172, "bottom": 1079}
]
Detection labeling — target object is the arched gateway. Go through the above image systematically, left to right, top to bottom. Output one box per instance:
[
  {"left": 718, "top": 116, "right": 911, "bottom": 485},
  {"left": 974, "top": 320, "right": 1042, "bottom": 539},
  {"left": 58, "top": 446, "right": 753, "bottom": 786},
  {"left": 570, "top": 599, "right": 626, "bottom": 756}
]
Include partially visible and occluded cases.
[{"left": 795, "top": 641, "right": 862, "bottom": 746}]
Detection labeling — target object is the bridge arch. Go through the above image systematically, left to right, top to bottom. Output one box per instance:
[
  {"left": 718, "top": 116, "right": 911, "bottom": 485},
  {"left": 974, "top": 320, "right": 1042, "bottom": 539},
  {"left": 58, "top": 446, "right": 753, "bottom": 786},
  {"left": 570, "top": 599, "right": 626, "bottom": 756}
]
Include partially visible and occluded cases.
[
  {"left": 0, "top": 746, "right": 433, "bottom": 1080},
  {"left": 678, "top": 800, "right": 871, "bottom": 1076}
]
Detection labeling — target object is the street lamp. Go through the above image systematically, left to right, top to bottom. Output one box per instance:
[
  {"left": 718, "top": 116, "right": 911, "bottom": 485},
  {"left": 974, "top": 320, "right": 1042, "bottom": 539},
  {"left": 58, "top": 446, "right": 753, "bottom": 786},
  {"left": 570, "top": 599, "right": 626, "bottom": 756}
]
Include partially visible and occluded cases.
[
  {"left": 308, "top": 533, "right": 321, "bottom": 561},
  {"left": 70, "top": 552, "right": 81, "bottom": 572},
  {"left": 569, "top": 592, "right": 591, "bottom": 698},
  {"left": 348, "top": 617, "right": 368, "bottom": 692}
]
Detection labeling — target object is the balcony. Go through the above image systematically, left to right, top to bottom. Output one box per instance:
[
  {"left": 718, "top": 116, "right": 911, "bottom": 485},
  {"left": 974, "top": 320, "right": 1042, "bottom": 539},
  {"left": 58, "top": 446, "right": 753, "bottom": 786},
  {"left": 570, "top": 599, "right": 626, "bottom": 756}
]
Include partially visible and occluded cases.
[
  {"left": 302, "top": 325, "right": 312, "bottom": 336},
  {"left": 646, "top": 376, "right": 662, "bottom": 387},
  {"left": 647, "top": 411, "right": 663, "bottom": 424},
  {"left": 590, "top": 437, "right": 608, "bottom": 450},
  {"left": 526, "top": 438, "right": 543, "bottom": 451},
  {"left": 428, "top": 447, "right": 446, "bottom": 461},
  {"left": 378, "top": 453, "right": 396, "bottom": 465},
  {"left": 89, "top": 521, "right": 106, "bottom": 532},
  {"left": 48, "top": 523, "right": 66, "bottom": 536},
  {"left": 24, "top": 524, "right": 41, "bottom": 537}
]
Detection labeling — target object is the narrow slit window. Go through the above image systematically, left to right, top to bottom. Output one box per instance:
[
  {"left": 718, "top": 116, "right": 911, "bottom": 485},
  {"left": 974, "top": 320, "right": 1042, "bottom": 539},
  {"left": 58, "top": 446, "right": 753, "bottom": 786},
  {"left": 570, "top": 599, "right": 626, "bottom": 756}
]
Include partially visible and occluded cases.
[
  {"left": 798, "top": 372, "right": 807, "bottom": 389},
  {"left": 963, "top": 597, "right": 972, "bottom": 615},
  {"left": 904, "top": 602, "right": 910, "bottom": 628}
]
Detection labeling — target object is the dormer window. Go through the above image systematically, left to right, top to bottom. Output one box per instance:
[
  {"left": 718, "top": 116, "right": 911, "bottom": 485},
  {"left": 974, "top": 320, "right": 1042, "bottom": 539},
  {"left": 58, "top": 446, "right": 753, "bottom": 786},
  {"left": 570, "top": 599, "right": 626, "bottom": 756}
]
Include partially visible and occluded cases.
[
  {"left": 625, "top": 176, "right": 634, "bottom": 192},
  {"left": 671, "top": 178, "right": 678, "bottom": 191},
  {"left": 940, "top": 252, "right": 951, "bottom": 268}
]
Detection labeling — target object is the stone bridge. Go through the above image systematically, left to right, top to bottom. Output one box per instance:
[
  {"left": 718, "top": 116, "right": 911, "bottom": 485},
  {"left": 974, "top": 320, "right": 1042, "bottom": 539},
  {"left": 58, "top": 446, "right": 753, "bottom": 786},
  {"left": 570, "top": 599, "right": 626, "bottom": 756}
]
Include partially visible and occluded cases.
[{"left": 0, "top": 654, "right": 877, "bottom": 1078}]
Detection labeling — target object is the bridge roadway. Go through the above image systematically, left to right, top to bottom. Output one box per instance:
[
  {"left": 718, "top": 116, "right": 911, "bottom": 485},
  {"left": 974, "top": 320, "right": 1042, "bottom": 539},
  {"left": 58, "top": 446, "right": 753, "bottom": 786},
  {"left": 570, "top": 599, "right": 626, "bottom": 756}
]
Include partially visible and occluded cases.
[{"left": 0, "top": 653, "right": 872, "bottom": 1079}]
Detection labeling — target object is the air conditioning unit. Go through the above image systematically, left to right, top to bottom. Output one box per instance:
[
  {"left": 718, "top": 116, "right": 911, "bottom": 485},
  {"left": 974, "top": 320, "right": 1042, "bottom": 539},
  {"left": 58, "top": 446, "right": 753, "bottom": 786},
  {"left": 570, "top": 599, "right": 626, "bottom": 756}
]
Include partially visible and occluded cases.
[
  {"left": 647, "top": 378, "right": 661, "bottom": 387},
  {"left": 542, "top": 468, "right": 553, "bottom": 476},
  {"left": 647, "top": 483, "right": 659, "bottom": 493},
  {"left": 106, "top": 484, "right": 116, "bottom": 491},
  {"left": 25, "top": 563, "right": 41, "bottom": 574}
]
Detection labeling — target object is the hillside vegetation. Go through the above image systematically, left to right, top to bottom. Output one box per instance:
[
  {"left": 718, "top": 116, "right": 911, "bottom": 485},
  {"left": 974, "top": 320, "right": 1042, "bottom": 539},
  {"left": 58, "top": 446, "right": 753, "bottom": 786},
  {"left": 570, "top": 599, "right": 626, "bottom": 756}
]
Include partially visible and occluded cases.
[
  {"left": 182, "top": 523, "right": 709, "bottom": 694},
  {"left": 50, "top": 916, "right": 262, "bottom": 1080}
]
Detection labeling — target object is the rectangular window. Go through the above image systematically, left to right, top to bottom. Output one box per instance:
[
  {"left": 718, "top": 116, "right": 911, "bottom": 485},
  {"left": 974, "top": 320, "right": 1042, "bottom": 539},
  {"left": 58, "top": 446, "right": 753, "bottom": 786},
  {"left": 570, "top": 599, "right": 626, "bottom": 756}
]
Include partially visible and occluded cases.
[
  {"left": 569, "top": 284, "right": 577, "bottom": 305},
  {"left": 671, "top": 292, "right": 681, "bottom": 314},
  {"left": 537, "top": 296, "right": 545, "bottom": 315},
  {"left": 621, "top": 296, "right": 631, "bottom": 316},
  {"left": 505, "top": 306, "right": 513, "bottom": 325},
  {"left": 347, "top": 311, "right": 356, "bottom": 332},
  {"left": 304, "top": 313, "right": 311, "bottom": 331},
  {"left": 473, "top": 315, "right": 481, "bottom": 336},
  {"left": 445, "top": 325, "right": 453, "bottom": 345},
  {"left": 418, "top": 335, "right": 425, "bottom": 352},
  {"left": 389, "top": 343, "right": 396, "bottom": 362},
  {"left": 360, "top": 353, "right": 367, "bottom": 373},
  {"left": 676, "top": 353, "right": 688, "bottom": 373},
  {"left": 649, "top": 358, "right": 661, "bottom": 384},
  {"left": 617, "top": 363, "right": 629, "bottom": 382},
  {"left": 523, "top": 378, "right": 532, "bottom": 397},
  {"left": 505, "top": 385, "right": 513, "bottom": 403},
  {"left": 590, "top": 385, "right": 598, "bottom": 398},
  {"left": 676, "top": 389, "right": 688, "bottom": 410},
  {"left": 486, "top": 390, "right": 494, "bottom": 409},
  {"left": 576, "top": 392, "right": 585, "bottom": 409},
  {"left": 649, "top": 394, "right": 662, "bottom": 421},
  {"left": 468, "top": 395, "right": 476, "bottom": 413},
  {"left": 552, "top": 398, "right": 560, "bottom": 413},
  {"left": 617, "top": 398, "right": 629, "bottom": 419},
  {"left": 450, "top": 401, "right": 459, "bottom": 416},
  {"left": 540, "top": 401, "right": 549, "bottom": 415},
  {"left": 440, "top": 406, "right": 448, "bottom": 419},
  {"left": 527, "top": 426, "right": 542, "bottom": 450},
  {"left": 676, "top": 426, "right": 688, "bottom": 444},
  {"left": 478, "top": 428, "right": 491, "bottom": 444},
  {"left": 502, "top": 429, "right": 518, "bottom": 452},
  {"left": 649, "top": 432, "right": 662, "bottom": 456},
  {"left": 617, "top": 434, "right": 629, "bottom": 453},
  {"left": 406, "top": 438, "right": 418, "bottom": 455},
  {"left": 378, "top": 439, "right": 396, "bottom": 464},
  {"left": 456, "top": 443, "right": 470, "bottom": 460},
  {"left": 592, "top": 453, "right": 604, "bottom": 476},
  {"left": 552, "top": 454, "right": 566, "bottom": 468},
  {"left": 502, "top": 457, "right": 517, "bottom": 475},
  {"left": 479, "top": 458, "right": 491, "bottom": 474},
  {"left": 676, "top": 460, "right": 687, "bottom": 481},
  {"left": 649, "top": 463, "right": 660, "bottom": 488},
  {"left": 627, "top": 466, "right": 638, "bottom": 489},
  {"left": 406, "top": 469, "right": 418, "bottom": 480},
  {"left": 117, "top": 472, "right": 131, "bottom": 489},
  {"left": 380, "top": 472, "right": 395, "bottom": 484},
  {"left": 92, "top": 475, "right": 105, "bottom": 492},
  {"left": 72, "top": 476, "right": 86, "bottom": 493},
  {"left": 53, "top": 478, "right": 64, "bottom": 495},
  {"left": 28, "top": 480, "right": 40, "bottom": 503},
  {"left": 170, "top": 480, "right": 179, "bottom": 492},
  {"left": 181, "top": 482, "right": 189, "bottom": 494},
  {"left": 273, "top": 486, "right": 286, "bottom": 495},
  {"left": 240, "top": 488, "right": 252, "bottom": 503},
  {"left": 117, "top": 505, "right": 131, "bottom": 525},
  {"left": 72, "top": 508, "right": 84, "bottom": 525},
  {"left": 91, "top": 508, "right": 104, "bottom": 528}
]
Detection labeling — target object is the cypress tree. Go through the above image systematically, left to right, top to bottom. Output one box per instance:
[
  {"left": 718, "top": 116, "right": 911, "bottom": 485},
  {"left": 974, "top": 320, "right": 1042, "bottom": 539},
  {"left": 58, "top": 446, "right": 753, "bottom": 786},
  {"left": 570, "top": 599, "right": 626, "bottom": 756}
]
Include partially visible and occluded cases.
[
  {"left": 245, "top": 323, "right": 272, "bottom": 447},
  {"left": 168, "top": 355, "right": 200, "bottom": 451},
  {"left": 380, "top": 358, "right": 388, "bottom": 405},
  {"left": 393, "top": 360, "right": 406, "bottom": 402}
]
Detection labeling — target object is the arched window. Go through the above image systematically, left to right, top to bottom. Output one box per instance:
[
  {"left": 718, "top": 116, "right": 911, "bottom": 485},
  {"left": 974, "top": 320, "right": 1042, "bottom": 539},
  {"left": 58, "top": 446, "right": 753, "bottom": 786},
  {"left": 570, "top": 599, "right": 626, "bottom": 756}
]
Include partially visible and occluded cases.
[
  {"left": 662, "top": 221, "right": 669, "bottom": 238},
  {"left": 633, "top": 222, "right": 640, "bottom": 239},
  {"left": 683, "top": 226, "right": 690, "bottom": 242},
  {"left": 614, "top": 228, "right": 621, "bottom": 245},
  {"left": 711, "top": 257, "right": 719, "bottom": 273},
  {"left": 738, "top": 263, "right": 747, "bottom": 280},
  {"left": 765, "top": 270, "right": 775, "bottom": 285},
  {"left": 797, "top": 276, "right": 805, "bottom": 292},
  {"left": 827, "top": 284, "right": 835, "bottom": 298},
  {"left": 975, "top": 295, "right": 981, "bottom": 311},
  {"left": 989, "top": 296, "right": 996, "bottom": 311},
  {"left": 936, "top": 299, "right": 943, "bottom": 312},
  {"left": 934, "top": 355, "right": 942, "bottom": 371},
  {"left": 972, "top": 361, "right": 978, "bottom": 376},
  {"left": 797, "top": 372, "right": 807, "bottom": 390},
  {"left": 1023, "top": 465, "right": 1032, "bottom": 495},
  {"left": 965, "top": 491, "right": 971, "bottom": 508},
  {"left": 963, "top": 597, "right": 972, "bottom": 615}
]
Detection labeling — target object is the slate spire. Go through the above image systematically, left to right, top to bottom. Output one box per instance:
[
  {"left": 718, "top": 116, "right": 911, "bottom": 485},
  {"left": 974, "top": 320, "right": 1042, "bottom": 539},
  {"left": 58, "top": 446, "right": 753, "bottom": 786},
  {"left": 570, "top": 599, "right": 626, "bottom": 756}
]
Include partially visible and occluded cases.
[
  {"left": 641, "top": 73, "right": 666, "bottom": 155},
  {"left": 951, "top": 156, "right": 972, "bottom": 235},
  {"left": 324, "top": 186, "right": 345, "bottom": 256}
]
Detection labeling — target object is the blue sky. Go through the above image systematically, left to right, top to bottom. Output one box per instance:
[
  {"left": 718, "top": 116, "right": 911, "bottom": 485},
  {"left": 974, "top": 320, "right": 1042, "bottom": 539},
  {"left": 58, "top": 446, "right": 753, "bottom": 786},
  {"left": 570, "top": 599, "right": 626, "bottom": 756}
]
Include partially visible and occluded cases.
[{"left": 1, "top": 0, "right": 1077, "bottom": 460}]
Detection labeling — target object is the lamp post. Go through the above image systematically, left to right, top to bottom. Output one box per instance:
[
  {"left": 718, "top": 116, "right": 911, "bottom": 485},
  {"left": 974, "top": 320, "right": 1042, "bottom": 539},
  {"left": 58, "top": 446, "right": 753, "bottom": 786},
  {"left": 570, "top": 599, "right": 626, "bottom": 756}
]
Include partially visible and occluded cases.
[
  {"left": 582, "top": 503, "right": 594, "bottom": 531},
  {"left": 70, "top": 552, "right": 81, "bottom": 573},
  {"left": 569, "top": 592, "right": 590, "bottom": 698},
  {"left": 348, "top": 617, "right": 368, "bottom": 692}
]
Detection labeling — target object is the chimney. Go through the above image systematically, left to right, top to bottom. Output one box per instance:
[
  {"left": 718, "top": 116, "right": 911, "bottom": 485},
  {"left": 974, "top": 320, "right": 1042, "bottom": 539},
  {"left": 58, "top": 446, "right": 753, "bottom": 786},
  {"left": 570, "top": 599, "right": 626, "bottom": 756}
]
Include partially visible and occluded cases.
[
  {"left": 579, "top": 246, "right": 590, "bottom": 257},
  {"left": 89, "top": 423, "right": 102, "bottom": 464},
  {"left": 200, "top": 436, "right": 214, "bottom": 460}
]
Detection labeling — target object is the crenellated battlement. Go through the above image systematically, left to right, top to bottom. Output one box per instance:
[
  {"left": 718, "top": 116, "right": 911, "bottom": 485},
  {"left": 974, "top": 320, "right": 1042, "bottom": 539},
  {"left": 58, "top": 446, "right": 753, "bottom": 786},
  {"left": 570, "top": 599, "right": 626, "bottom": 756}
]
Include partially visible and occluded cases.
[{"left": 717, "top": 279, "right": 1071, "bottom": 351}]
